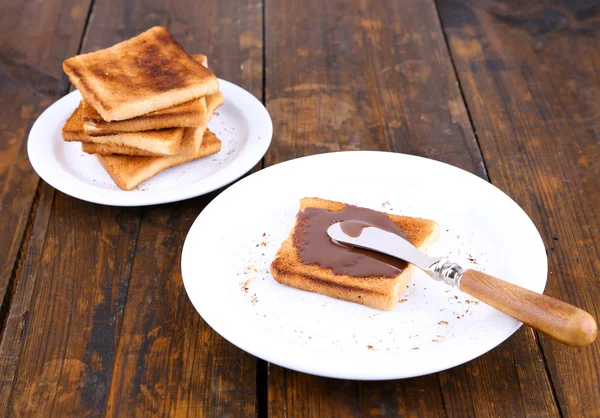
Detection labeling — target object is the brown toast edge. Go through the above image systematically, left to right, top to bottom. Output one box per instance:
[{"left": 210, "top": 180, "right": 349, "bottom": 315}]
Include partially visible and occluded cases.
[{"left": 97, "top": 129, "right": 221, "bottom": 191}]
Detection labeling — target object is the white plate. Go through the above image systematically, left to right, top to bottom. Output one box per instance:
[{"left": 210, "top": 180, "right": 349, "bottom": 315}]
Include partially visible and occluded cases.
[
  {"left": 27, "top": 79, "right": 272, "bottom": 206},
  {"left": 181, "top": 151, "right": 547, "bottom": 380}
]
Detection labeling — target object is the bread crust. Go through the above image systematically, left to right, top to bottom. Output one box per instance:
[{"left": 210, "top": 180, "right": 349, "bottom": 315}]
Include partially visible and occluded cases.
[{"left": 81, "top": 143, "right": 165, "bottom": 157}]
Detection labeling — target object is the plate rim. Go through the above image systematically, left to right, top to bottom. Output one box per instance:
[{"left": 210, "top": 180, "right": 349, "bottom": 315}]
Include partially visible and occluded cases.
[
  {"left": 27, "top": 79, "right": 273, "bottom": 207},
  {"left": 181, "top": 150, "right": 548, "bottom": 380}
]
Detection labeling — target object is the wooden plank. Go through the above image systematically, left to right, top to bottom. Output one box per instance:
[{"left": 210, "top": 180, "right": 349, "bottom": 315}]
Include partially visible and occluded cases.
[
  {"left": 0, "top": 0, "right": 91, "bottom": 334},
  {"left": 0, "top": 0, "right": 93, "bottom": 413},
  {"left": 7, "top": 0, "right": 262, "bottom": 416},
  {"left": 91, "top": 0, "right": 262, "bottom": 415},
  {"left": 265, "top": 0, "right": 558, "bottom": 416},
  {"left": 265, "top": 0, "right": 387, "bottom": 409},
  {"left": 437, "top": 0, "right": 600, "bottom": 416},
  {"left": 5, "top": 1, "right": 263, "bottom": 415},
  {"left": 0, "top": 184, "right": 54, "bottom": 416},
  {"left": 8, "top": 192, "right": 141, "bottom": 416},
  {"left": 106, "top": 196, "right": 257, "bottom": 417}
]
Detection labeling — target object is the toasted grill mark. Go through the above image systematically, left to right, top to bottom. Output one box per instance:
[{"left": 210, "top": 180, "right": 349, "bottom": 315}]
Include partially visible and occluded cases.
[
  {"left": 155, "top": 31, "right": 175, "bottom": 46},
  {"left": 136, "top": 43, "right": 188, "bottom": 92},
  {"left": 66, "top": 63, "right": 110, "bottom": 110}
]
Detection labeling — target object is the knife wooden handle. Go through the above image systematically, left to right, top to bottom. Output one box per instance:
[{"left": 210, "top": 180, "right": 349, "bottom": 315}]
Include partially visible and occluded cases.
[{"left": 460, "top": 270, "right": 597, "bottom": 347}]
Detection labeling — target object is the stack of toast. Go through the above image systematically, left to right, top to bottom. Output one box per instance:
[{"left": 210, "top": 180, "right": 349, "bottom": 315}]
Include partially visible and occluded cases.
[{"left": 62, "top": 26, "right": 223, "bottom": 191}]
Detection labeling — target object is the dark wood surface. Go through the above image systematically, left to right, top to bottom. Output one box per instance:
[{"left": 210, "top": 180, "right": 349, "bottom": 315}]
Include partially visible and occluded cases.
[{"left": 0, "top": 0, "right": 598, "bottom": 416}]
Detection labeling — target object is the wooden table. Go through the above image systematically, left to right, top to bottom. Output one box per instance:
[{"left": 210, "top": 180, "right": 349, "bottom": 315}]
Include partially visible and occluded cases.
[{"left": 1, "top": 0, "right": 599, "bottom": 416}]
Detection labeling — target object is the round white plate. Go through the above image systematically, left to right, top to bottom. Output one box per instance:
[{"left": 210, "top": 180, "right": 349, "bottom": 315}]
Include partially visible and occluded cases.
[
  {"left": 27, "top": 79, "right": 272, "bottom": 206},
  {"left": 181, "top": 151, "right": 547, "bottom": 380}
]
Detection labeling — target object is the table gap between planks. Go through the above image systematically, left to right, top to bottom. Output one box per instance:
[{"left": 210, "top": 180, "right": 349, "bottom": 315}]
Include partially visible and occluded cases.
[{"left": 0, "top": 0, "right": 597, "bottom": 416}]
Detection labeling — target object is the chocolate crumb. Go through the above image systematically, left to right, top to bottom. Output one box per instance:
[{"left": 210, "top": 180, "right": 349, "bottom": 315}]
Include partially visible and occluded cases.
[
  {"left": 438, "top": 321, "right": 448, "bottom": 325},
  {"left": 367, "top": 345, "right": 374, "bottom": 350}
]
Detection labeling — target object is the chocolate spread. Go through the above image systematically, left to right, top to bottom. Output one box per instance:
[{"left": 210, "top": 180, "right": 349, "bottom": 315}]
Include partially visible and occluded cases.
[{"left": 293, "top": 205, "right": 409, "bottom": 278}]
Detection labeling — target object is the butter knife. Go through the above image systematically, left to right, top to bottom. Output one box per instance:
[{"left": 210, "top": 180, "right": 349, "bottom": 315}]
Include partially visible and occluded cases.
[{"left": 327, "top": 221, "right": 597, "bottom": 347}]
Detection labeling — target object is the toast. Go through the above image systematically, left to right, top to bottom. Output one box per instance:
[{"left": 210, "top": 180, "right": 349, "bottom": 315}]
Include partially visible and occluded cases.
[
  {"left": 63, "top": 27, "right": 219, "bottom": 121},
  {"left": 82, "top": 54, "right": 210, "bottom": 135},
  {"left": 80, "top": 91, "right": 224, "bottom": 156},
  {"left": 63, "top": 103, "right": 184, "bottom": 155},
  {"left": 98, "top": 128, "right": 221, "bottom": 191},
  {"left": 270, "top": 198, "right": 440, "bottom": 310}
]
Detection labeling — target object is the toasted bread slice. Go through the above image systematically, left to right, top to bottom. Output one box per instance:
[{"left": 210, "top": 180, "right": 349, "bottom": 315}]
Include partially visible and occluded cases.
[
  {"left": 63, "top": 27, "right": 219, "bottom": 121},
  {"left": 82, "top": 54, "right": 210, "bottom": 136},
  {"left": 80, "top": 91, "right": 224, "bottom": 156},
  {"left": 63, "top": 103, "right": 184, "bottom": 155},
  {"left": 98, "top": 128, "right": 221, "bottom": 191},
  {"left": 270, "top": 198, "right": 440, "bottom": 310}
]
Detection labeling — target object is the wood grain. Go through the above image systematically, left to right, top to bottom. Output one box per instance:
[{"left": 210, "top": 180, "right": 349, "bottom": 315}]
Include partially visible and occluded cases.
[
  {"left": 0, "top": 0, "right": 92, "bottom": 337},
  {"left": 0, "top": 0, "right": 93, "bottom": 414},
  {"left": 1, "top": 0, "right": 595, "bottom": 414},
  {"left": 4, "top": 0, "right": 262, "bottom": 416},
  {"left": 77, "top": 0, "right": 262, "bottom": 415},
  {"left": 266, "top": 0, "right": 556, "bottom": 416},
  {"left": 437, "top": 0, "right": 600, "bottom": 414},
  {"left": 0, "top": 184, "right": 54, "bottom": 416},
  {"left": 8, "top": 193, "right": 141, "bottom": 416},
  {"left": 106, "top": 196, "right": 257, "bottom": 417},
  {"left": 461, "top": 269, "right": 597, "bottom": 347}
]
